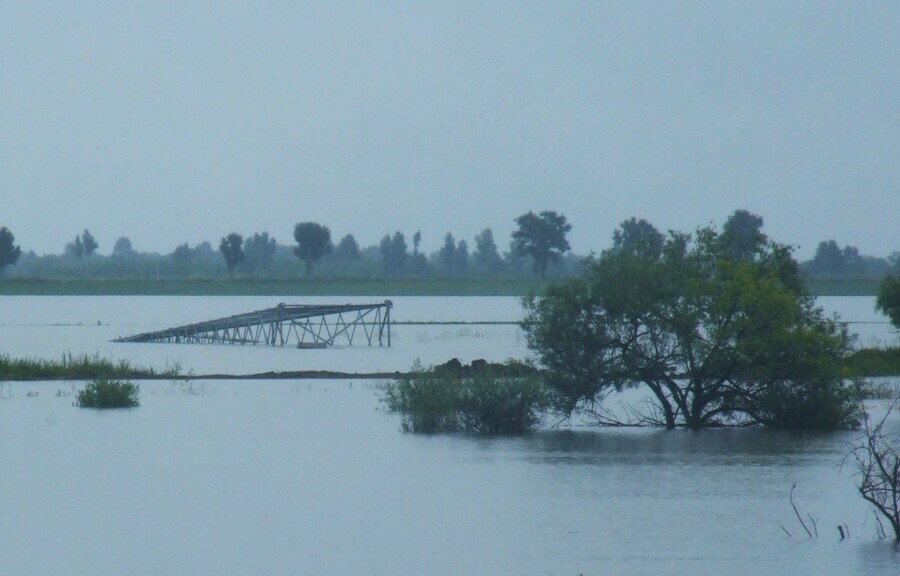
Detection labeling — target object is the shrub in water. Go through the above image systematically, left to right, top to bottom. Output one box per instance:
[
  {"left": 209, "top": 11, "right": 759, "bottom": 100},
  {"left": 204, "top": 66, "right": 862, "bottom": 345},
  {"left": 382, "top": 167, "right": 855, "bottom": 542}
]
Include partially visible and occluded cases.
[
  {"left": 383, "top": 363, "right": 548, "bottom": 434},
  {"left": 76, "top": 379, "right": 140, "bottom": 408}
]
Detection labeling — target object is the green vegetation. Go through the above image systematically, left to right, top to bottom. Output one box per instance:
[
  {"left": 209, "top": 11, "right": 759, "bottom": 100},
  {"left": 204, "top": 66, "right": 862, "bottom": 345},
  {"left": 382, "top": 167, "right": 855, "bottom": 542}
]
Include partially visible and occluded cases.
[
  {"left": 512, "top": 210, "right": 572, "bottom": 278},
  {"left": 523, "top": 211, "right": 865, "bottom": 431},
  {"left": 293, "top": 222, "right": 332, "bottom": 276},
  {"left": 0, "top": 226, "right": 22, "bottom": 275},
  {"left": 219, "top": 233, "right": 245, "bottom": 278},
  {"left": 876, "top": 275, "right": 900, "bottom": 328},
  {"left": 0, "top": 276, "right": 880, "bottom": 297},
  {"left": 0, "top": 277, "right": 558, "bottom": 296},
  {"left": 806, "top": 277, "right": 883, "bottom": 296},
  {"left": 844, "top": 347, "right": 900, "bottom": 378},
  {"left": 0, "top": 353, "right": 179, "bottom": 381},
  {"left": 382, "top": 362, "right": 548, "bottom": 434},
  {"left": 76, "top": 379, "right": 140, "bottom": 408}
]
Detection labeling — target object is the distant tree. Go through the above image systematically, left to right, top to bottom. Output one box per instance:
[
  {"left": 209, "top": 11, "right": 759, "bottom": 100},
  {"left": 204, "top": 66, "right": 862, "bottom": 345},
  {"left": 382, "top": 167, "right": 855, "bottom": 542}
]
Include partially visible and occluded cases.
[
  {"left": 721, "top": 209, "right": 765, "bottom": 260},
  {"left": 512, "top": 211, "right": 572, "bottom": 278},
  {"left": 611, "top": 217, "right": 664, "bottom": 260},
  {"left": 293, "top": 222, "right": 332, "bottom": 276},
  {"left": 0, "top": 227, "right": 22, "bottom": 276},
  {"left": 473, "top": 228, "right": 504, "bottom": 274},
  {"left": 81, "top": 229, "right": 98, "bottom": 257},
  {"left": 379, "top": 231, "right": 408, "bottom": 276},
  {"left": 391, "top": 231, "right": 407, "bottom": 275},
  {"left": 408, "top": 231, "right": 428, "bottom": 276},
  {"left": 244, "top": 232, "right": 277, "bottom": 275},
  {"left": 219, "top": 233, "right": 244, "bottom": 278},
  {"left": 438, "top": 233, "right": 457, "bottom": 276},
  {"left": 334, "top": 234, "right": 361, "bottom": 262},
  {"left": 65, "top": 235, "right": 84, "bottom": 260},
  {"left": 112, "top": 237, "right": 135, "bottom": 258},
  {"left": 504, "top": 238, "right": 530, "bottom": 276},
  {"left": 456, "top": 239, "right": 469, "bottom": 275},
  {"left": 810, "top": 240, "right": 849, "bottom": 276},
  {"left": 171, "top": 243, "right": 192, "bottom": 277},
  {"left": 842, "top": 245, "right": 866, "bottom": 276},
  {"left": 890, "top": 252, "right": 900, "bottom": 273},
  {"left": 877, "top": 275, "right": 900, "bottom": 329}
]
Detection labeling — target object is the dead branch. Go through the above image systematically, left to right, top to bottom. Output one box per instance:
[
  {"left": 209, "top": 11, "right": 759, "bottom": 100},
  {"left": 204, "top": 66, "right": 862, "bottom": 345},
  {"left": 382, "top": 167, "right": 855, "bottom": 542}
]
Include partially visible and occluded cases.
[{"left": 790, "top": 483, "right": 814, "bottom": 538}]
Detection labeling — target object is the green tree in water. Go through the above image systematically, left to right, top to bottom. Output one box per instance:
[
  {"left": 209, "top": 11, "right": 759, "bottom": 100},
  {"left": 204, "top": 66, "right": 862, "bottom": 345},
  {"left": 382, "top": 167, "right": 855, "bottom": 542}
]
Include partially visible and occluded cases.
[{"left": 523, "top": 214, "right": 861, "bottom": 431}]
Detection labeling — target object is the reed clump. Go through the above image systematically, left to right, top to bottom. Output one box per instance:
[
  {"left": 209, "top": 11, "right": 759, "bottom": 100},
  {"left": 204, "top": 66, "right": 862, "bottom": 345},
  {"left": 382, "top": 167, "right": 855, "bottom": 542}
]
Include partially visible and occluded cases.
[{"left": 0, "top": 353, "right": 179, "bottom": 381}]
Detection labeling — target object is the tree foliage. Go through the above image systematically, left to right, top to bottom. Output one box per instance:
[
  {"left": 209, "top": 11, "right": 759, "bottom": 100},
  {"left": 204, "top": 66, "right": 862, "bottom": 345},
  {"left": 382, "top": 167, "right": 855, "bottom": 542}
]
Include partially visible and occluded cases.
[
  {"left": 722, "top": 209, "right": 764, "bottom": 261},
  {"left": 512, "top": 210, "right": 572, "bottom": 278},
  {"left": 523, "top": 215, "right": 861, "bottom": 430},
  {"left": 611, "top": 217, "right": 664, "bottom": 260},
  {"left": 293, "top": 222, "right": 331, "bottom": 276},
  {"left": 0, "top": 227, "right": 22, "bottom": 275},
  {"left": 473, "top": 228, "right": 504, "bottom": 274},
  {"left": 81, "top": 229, "right": 98, "bottom": 257},
  {"left": 379, "top": 231, "right": 408, "bottom": 276},
  {"left": 244, "top": 232, "right": 277, "bottom": 275},
  {"left": 219, "top": 233, "right": 244, "bottom": 278},
  {"left": 438, "top": 233, "right": 457, "bottom": 276},
  {"left": 334, "top": 234, "right": 361, "bottom": 262},
  {"left": 65, "top": 235, "right": 84, "bottom": 260},
  {"left": 112, "top": 237, "right": 135, "bottom": 259},
  {"left": 809, "top": 239, "right": 866, "bottom": 277},
  {"left": 171, "top": 243, "right": 192, "bottom": 277},
  {"left": 877, "top": 275, "right": 900, "bottom": 329}
]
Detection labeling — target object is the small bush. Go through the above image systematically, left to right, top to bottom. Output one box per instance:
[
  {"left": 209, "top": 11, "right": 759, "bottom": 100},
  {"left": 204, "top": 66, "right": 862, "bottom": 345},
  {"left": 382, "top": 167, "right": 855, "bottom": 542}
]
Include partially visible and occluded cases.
[
  {"left": 383, "top": 363, "right": 548, "bottom": 434},
  {"left": 76, "top": 379, "right": 140, "bottom": 408}
]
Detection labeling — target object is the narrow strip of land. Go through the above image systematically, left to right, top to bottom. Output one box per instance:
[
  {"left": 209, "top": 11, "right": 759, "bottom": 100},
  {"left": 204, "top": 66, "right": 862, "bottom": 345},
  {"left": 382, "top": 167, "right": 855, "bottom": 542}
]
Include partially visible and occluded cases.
[{"left": 0, "top": 277, "right": 883, "bottom": 297}]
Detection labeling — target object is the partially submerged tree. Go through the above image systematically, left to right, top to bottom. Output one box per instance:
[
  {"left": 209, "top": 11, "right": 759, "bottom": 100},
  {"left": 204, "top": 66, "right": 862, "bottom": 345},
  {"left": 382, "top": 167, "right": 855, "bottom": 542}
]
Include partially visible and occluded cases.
[
  {"left": 512, "top": 210, "right": 572, "bottom": 278},
  {"left": 523, "top": 217, "right": 861, "bottom": 430},
  {"left": 293, "top": 222, "right": 331, "bottom": 276},
  {"left": 0, "top": 226, "right": 22, "bottom": 276},
  {"left": 219, "top": 233, "right": 244, "bottom": 278},
  {"left": 876, "top": 275, "right": 900, "bottom": 329},
  {"left": 849, "top": 405, "right": 900, "bottom": 541}
]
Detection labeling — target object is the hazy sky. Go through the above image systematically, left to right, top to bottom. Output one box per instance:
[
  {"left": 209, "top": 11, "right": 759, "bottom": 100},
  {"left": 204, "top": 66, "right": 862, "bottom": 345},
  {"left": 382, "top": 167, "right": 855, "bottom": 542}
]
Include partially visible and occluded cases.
[{"left": 2, "top": 1, "right": 898, "bottom": 259}]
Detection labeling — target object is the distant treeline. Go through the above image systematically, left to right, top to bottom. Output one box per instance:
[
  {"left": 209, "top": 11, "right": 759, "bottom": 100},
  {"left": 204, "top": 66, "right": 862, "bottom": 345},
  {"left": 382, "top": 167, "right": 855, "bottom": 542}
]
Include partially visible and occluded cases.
[{"left": 0, "top": 212, "right": 896, "bottom": 282}]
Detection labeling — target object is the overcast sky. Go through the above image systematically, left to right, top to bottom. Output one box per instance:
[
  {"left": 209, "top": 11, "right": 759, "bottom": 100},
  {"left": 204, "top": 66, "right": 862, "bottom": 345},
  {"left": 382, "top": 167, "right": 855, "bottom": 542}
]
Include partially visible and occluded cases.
[{"left": 2, "top": 1, "right": 898, "bottom": 259}]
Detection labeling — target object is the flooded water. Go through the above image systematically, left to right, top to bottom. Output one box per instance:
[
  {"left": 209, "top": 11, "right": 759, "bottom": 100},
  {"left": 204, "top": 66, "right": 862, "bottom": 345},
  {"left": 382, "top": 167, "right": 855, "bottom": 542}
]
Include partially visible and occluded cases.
[{"left": 1, "top": 296, "right": 898, "bottom": 575}]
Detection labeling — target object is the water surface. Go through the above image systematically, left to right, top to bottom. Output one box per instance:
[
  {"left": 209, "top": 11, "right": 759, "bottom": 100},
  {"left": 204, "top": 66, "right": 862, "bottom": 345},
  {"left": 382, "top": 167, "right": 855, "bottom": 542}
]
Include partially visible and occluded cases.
[{"left": 0, "top": 295, "right": 898, "bottom": 575}]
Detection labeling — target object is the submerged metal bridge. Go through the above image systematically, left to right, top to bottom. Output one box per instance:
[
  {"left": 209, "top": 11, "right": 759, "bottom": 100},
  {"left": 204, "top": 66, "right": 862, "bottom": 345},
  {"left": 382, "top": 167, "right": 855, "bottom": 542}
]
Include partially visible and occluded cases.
[{"left": 115, "top": 301, "right": 392, "bottom": 348}]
